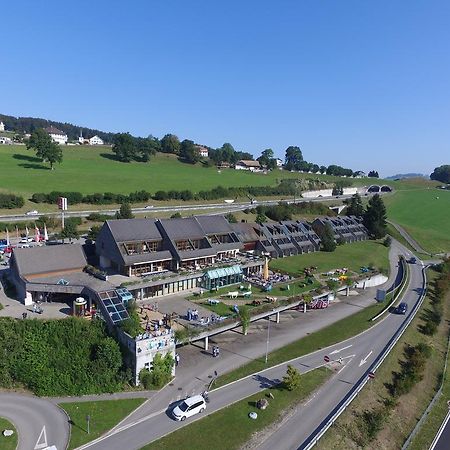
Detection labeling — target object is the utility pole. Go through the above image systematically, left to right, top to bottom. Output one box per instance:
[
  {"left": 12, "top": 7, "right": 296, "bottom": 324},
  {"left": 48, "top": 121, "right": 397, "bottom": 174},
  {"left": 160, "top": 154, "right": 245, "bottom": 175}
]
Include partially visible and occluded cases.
[{"left": 265, "top": 314, "right": 271, "bottom": 364}]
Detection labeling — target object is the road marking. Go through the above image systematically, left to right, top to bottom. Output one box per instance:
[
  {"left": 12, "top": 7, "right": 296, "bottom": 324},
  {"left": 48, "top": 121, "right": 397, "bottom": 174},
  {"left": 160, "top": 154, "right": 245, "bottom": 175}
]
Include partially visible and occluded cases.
[
  {"left": 329, "top": 344, "right": 353, "bottom": 355},
  {"left": 359, "top": 350, "right": 373, "bottom": 367},
  {"left": 337, "top": 355, "right": 355, "bottom": 374},
  {"left": 76, "top": 409, "right": 166, "bottom": 449},
  {"left": 34, "top": 426, "right": 48, "bottom": 449}
]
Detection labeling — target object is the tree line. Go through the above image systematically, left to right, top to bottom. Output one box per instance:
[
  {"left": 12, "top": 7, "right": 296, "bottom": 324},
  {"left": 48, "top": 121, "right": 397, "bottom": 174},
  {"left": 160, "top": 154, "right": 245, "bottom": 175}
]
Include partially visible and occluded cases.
[{"left": 0, "top": 113, "right": 115, "bottom": 142}]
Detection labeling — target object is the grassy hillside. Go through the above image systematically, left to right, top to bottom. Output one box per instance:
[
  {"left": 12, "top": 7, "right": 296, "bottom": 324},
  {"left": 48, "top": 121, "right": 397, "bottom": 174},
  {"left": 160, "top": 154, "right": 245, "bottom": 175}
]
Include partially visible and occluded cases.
[
  {"left": 0, "top": 144, "right": 381, "bottom": 198},
  {"left": 384, "top": 188, "right": 450, "bottom": 253}
]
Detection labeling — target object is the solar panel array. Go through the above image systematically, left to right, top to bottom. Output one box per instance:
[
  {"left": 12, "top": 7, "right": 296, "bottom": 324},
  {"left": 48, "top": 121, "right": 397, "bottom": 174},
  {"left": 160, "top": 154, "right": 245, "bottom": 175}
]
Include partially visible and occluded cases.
[{"left": 98, "top": 290, "right": 129, "bottom": 324}]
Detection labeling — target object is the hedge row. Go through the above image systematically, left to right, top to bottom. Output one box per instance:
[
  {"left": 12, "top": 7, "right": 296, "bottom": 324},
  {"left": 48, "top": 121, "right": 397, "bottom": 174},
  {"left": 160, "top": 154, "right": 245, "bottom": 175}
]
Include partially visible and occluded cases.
[
  {"left": 29, "top": 181, "right": 301, "bottom": 206},
  {"left": 31, "top": 190, "right": 151, "bottom": 205},
  {"left": 0, "top": 193, "right": 25, "bottom": 209}
]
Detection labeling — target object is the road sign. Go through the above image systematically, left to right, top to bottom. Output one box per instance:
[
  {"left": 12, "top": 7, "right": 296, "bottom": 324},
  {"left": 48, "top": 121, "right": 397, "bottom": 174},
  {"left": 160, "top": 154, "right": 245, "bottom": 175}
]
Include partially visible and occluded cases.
[
  {"left": 324, "top": 355, "right": 330, "bottom": 363},
  {"left": 368, "top": 372, "right": 375, "bottom": 379}
]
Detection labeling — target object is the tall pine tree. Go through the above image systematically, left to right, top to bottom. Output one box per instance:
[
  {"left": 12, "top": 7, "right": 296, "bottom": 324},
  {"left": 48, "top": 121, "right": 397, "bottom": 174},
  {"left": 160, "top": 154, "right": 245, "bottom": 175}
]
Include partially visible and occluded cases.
[
  {"left": 346, "top": 193, "right": 364, "bottom": 216},
  {"left": 363, "top": 194, "right": 387, "bottom": 238}
]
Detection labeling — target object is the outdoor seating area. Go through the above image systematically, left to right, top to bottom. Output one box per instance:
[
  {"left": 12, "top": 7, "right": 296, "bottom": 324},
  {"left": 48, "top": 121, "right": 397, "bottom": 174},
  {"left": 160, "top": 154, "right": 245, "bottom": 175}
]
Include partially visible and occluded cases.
[
  {"left": 243, "top": 271, "right": 291, "bottom": 289},
  {"left": 137, "top": 306, "right": 180, "bottom": 339}
]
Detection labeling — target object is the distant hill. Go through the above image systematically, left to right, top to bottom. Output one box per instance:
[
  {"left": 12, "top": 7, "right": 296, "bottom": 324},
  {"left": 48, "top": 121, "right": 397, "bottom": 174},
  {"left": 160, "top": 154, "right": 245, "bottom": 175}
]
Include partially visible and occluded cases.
[
  {"left": 0, "top": 113, "right": 115, "bottom": 143},
  {"left": 385, "top": 173, "right": 428, "bottom": 180}
]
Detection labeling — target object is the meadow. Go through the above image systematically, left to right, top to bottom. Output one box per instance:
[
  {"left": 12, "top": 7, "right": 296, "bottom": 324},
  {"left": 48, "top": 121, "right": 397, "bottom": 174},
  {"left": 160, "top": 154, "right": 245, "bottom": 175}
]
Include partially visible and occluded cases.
[
  {"left": 0, "top": 144, "right": 364, "bottom": 197},
  {"left": 384, "top": 188, "right": 450, "bottom": 253},
  {"left": 270, "top": 240, "right": 390, "bottom": 276}
]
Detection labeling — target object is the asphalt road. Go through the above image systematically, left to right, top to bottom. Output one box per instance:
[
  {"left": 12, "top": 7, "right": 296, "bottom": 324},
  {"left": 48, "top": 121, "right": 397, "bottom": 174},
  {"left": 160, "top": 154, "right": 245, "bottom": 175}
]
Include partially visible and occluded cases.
[
  {"left": 0, "top": 191, "right": 378, "bottom": 223},
  {"left": 75, "top": 242, "right": 424, "bottom": 450},
  {"left": 0, "top": 393, "right": 69, "bottom": 450},
  {"left": 431, "top": 410, "right": 450, "bottom": 450}
]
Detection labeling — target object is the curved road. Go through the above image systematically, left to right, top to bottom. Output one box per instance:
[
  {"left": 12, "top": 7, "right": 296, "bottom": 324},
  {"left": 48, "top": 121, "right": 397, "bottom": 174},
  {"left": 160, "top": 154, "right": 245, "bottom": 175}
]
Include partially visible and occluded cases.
[
  {"left": 74, "top": 242, "right": 425, "bottom": 450},
  {"left": 0, "top": 393, "right": 69, "bottom": 450}
]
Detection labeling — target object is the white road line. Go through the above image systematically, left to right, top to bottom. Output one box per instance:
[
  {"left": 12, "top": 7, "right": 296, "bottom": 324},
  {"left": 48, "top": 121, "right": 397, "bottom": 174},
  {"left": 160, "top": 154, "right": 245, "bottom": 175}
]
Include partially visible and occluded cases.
[
  {"left": 329, "top": 344, "right": 353, "bottom": 355},
  {"left": 359, "top": 350, "right": 373, "bottom": 367},
  {"left": 34, "top": 426, "right": 48, "bottom": 450}
]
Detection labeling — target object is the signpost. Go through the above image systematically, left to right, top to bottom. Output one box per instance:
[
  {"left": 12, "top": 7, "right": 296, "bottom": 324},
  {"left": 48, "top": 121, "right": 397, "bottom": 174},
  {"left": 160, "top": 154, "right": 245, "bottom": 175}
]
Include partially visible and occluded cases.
[
  {"left": 58, "top": 197, "right": 68, "bottom": 230},
  {"left": 324, "top": 355, "right": 330, "bottom": 363},
  {"left": 368, "top": 372, "right": 375, "bottom": 379},
  {"left": 86, "top": 414, "right": 90, "bottom": 434}
]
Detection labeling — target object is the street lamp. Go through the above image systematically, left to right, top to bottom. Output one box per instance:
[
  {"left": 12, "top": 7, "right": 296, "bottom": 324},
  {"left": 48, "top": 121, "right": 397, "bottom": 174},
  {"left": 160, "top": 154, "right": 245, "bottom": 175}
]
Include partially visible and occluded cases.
[{"left": 265, "top": 313, "right": 271, "bottom": 364}]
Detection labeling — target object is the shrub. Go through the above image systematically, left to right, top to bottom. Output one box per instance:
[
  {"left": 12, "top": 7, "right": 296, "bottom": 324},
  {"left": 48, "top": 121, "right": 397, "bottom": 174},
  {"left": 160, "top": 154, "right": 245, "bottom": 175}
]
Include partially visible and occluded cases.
[
  {"left": 154, "top": 190, "right": 168, "bottom": 201},
  {"left": 0, "top": 193, "right": 25, "bottom": 209},
  {"left": 283, "top": 364, "right": 301, "bottom": 391}
]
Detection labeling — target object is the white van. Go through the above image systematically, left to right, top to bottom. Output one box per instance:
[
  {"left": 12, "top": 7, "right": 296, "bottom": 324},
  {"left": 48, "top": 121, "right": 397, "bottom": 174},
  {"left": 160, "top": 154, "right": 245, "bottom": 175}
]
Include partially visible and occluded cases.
[{"left": 172, "top": 394, "right": 206, "bottom": 421}]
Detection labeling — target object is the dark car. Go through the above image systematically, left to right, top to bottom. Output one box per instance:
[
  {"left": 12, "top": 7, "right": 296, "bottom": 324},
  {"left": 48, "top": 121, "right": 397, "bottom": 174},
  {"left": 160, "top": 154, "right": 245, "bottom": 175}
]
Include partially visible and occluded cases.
[
  {"left": 408, "top": 257, "right": 417, "bottom": 264},
  {"left": 397, "top": 302, "right": 408, "bottom": 315}
]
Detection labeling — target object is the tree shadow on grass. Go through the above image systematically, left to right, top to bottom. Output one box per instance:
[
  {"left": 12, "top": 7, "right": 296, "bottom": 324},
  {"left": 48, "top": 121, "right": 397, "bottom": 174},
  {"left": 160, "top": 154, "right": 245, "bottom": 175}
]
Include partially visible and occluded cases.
[
  {"left": 12, "top": 153, "right": 41, "bottom": 162},
  {"left": 100, "top": 153, "right": 121, "bottom": 162},
  {"left": 18, "top": 163, "right": 50, "bottom": 170},
  {"left": 68, "top": 419, "right": 87, "bottom": 434}
]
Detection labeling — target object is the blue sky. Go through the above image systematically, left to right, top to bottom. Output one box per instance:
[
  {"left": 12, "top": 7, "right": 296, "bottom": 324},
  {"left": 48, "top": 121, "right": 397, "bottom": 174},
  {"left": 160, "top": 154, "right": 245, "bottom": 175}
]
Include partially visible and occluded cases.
[{"left": 1, "top": 0, "right": 449, "bottom": 176}]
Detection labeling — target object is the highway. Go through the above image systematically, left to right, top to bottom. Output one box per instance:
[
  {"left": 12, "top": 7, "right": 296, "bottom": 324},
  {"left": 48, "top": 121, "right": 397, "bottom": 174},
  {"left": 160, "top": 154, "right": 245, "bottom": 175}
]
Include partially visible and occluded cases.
[
  {"left": 0, "top": 191, "right": 376, "bottom": 223},
  {"left": 74, "top": 242, "right": 425, "bottom": 450}
]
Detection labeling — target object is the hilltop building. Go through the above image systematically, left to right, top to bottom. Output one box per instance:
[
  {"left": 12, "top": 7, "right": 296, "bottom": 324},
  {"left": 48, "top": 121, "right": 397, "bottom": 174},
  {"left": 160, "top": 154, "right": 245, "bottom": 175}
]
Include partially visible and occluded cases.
[{"left": 44, "top": 126, "right": 68, "bottom": 144}]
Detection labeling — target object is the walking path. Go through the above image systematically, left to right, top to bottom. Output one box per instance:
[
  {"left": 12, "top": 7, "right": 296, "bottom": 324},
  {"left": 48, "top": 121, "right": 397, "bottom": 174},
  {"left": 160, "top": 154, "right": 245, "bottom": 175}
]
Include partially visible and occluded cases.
[{"left": 388, "top": 220, "right": 429, "bottom": 254}]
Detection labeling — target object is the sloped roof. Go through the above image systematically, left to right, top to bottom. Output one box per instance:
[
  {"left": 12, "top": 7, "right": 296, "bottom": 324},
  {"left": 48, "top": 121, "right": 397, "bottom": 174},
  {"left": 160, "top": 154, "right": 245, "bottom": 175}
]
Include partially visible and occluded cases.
[
  {"left": 44, "top": 126, "right": 66, "bottom": 136},
  {"left": 237, "top": 160, "right": 260, "bottom": 167},
  {"left": 195, "top": 215, "right": 234, "bottom": 234},
  {"left": 158, "top": 217, "right": 205, "bottom": 240},
  {"left": 107, "top": 219, "right": 163, "bottom": 242},
  {"left": 230, "top": 223, "right": 260, "bottom": 242},
  {"left": 13, "top": 244, "right": 87, "bottom": 277}
]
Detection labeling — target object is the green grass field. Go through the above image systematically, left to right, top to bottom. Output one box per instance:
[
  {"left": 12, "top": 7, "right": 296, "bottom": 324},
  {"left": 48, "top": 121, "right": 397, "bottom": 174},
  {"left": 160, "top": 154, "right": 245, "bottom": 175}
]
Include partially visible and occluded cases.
[
  {"left": 0, "top": 144, "right": 362, "bottom": 197},
  {"left": 384, "top": 188, "right": 450, "bottom": 253},
  {"left": 270, "top": 240, "right": 390, "bottom": 276},
  {"left": 143, "top": 367, "right": 331, "bottom": 450},
  {"left": 60, "top": 398, "right": 146, "bottom": 449},
  {"left": 0, "top": 417, "right": 17, "bottom": 450}
]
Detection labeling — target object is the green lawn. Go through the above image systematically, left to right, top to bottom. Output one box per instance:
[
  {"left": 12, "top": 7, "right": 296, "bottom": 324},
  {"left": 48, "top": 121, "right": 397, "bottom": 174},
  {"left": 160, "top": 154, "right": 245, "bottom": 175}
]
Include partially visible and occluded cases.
[
  {"left": 0, "top": 144, "right": 365, "bottom": 198},
  {"left": 384, "top": 188, "right": 450, "bottom": 253},
  {"left": 270, "top": 240, "right": 390, "bottom": 276},
  {"left": 143, "top": 367, "right": 331, "bottom": 450},
  {"left": 60, "top": 398, "right": 146, "bottom": 450},
  {"left": 0, "top": 417, "right": 17, "bottom": 450}
]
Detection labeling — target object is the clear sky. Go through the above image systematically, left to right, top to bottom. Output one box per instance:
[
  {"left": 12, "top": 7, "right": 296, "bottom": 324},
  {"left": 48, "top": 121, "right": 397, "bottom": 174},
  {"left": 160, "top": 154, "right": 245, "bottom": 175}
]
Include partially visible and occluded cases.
[{"left": 1, "top": 0, "right": 449, "bottom": 176}]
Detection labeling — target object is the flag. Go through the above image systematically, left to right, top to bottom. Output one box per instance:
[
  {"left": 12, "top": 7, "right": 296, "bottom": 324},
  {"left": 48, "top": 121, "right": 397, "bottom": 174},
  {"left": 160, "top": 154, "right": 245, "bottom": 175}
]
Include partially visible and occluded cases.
[
  {"left": 43, "top": 223, "right": 49, "bottom": 241},
  {"left": 25, "top": 225, "right": 29, "bottom": 237},
  {"left": 35, "top": 225, "right": 40, "bottom": 243},
  {"left": 15, "top": 226, "right": 19, "bottom": 239},
  {"left": 6, "top": 228, "right": 10, "bottom": 246}
]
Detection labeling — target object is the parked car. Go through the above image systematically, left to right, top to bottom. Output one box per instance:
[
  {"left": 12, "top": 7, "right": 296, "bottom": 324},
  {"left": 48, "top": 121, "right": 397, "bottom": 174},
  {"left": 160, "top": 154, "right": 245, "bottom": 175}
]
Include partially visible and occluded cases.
[
  {"left": 25, "top": 210, "right": 39, "bottom": 216},
  {"left": 19, "top": 237, "right": 33, "bottom": 243},
  {"left": 18, "top": 243, "right": 30, "bottom": 248},
  {"left": 397, "top": 302, "right": 408, "bottom": 315},
  {"left": 172, "top": 395, "right": 206, "bottom": 421}
]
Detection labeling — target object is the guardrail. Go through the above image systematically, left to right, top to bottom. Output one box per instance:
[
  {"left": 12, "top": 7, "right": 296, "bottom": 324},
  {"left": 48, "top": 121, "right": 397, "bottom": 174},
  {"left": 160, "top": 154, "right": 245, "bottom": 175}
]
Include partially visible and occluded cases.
[
  {"left": 371, "top": 257, "right": 408, "bottom": 322},
  {"left": 302, "top": 262, "right": 428, "bottom": 450}
]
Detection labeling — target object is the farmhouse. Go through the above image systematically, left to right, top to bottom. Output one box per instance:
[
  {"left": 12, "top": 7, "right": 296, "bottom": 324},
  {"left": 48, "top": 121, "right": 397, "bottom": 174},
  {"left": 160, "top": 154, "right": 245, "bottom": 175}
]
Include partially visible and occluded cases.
[
  {"left": 44, "top": 126, "right": 68, "bottom": 144},
  {"left": 89, "top": 135, "right": 104, "bottom": 145},
  {"left": 195, "top": 145, "right": 209, "bottom": 158},
  {"left": 235, "top": 160, "right": 261, "bottom": 172}
]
